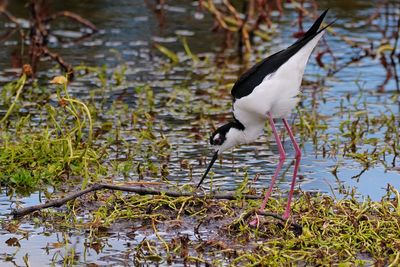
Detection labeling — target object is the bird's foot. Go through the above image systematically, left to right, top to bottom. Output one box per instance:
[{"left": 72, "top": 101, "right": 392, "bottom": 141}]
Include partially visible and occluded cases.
[
  {"left": 282, "top": 210, "right": 290, "bottom": 220},
  {"left": 248, "top": 213, "right": 260, "bottom": 227}
]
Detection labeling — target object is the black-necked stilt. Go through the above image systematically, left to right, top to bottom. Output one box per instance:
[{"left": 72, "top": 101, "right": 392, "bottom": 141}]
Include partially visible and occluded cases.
[{"left": 197, "top": 10, "right": 333, "bottom": 219}]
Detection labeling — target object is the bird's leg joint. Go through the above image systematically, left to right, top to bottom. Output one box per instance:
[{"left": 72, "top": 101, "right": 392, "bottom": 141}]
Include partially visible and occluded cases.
[{"left": 295, "top": 149, "right": 301, "bottom": 160}]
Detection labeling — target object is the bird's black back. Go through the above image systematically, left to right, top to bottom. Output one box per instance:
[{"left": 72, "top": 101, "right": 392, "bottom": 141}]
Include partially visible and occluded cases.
[{"left": 231, "top": 9, "right": 330, "bottom": 100}]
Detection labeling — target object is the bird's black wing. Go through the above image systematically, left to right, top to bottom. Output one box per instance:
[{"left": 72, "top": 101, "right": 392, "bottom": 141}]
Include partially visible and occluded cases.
[{"left": 231, "top": 9, "right": 330, "bottom": 100}]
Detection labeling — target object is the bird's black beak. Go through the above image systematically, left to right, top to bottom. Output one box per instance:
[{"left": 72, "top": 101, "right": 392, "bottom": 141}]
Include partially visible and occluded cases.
[{"left": 197, "top": 151, "right": 218, "bottom": 188}]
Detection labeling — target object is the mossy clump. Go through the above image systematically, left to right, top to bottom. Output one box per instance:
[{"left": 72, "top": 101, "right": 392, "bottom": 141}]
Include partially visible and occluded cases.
[{"left": 21, "top": 185, "right": 400, "bottom": 266}]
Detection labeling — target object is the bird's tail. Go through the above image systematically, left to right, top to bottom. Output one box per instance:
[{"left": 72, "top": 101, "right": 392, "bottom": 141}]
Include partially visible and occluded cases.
[
  {"left": 292, "top": 9, "right": 335, "bottom": 46},
  {"left": 303, "top": 9, "right": 329, "bottom": 39}
]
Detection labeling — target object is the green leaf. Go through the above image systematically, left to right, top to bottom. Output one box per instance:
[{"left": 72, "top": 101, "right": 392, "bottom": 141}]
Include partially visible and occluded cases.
[{"left": 154, "top": 43, "right": 179, "bottom": 63}]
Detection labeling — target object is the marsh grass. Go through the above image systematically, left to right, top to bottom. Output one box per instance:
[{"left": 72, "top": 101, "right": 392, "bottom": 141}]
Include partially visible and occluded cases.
[
  {"left": 0, "top": 69, "right": 174, "bottom": 193},
  {"left": 0, "top": 77, "right": 103, "bottom": 192},
  {"left": 9, "top": 183, "right": 399, "bottom": 265}
]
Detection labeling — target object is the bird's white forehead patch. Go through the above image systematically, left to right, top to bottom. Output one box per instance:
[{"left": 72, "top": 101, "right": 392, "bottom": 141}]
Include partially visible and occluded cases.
[{"left": 213, "top": 133, "right": 220, "bottom": 140}]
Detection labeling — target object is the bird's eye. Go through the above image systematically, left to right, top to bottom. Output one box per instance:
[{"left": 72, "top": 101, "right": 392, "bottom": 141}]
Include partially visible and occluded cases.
[
  {"left": 210, "top": 133, "right": 223, "bottom": 145},
  {"left": 213, "top": 138, "right": 222, "bottom": 146}
]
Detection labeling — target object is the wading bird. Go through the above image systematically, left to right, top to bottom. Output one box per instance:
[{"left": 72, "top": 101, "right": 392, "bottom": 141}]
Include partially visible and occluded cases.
[{"left": 197, "top": 10, "right": 333, "bottom": 219}]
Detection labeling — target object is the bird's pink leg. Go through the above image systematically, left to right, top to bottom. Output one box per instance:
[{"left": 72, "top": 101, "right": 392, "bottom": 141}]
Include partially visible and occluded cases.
[
  {"left": 250, "top": 114, "right": 286, "bottom": 226},
  {"left": 260, "top": 114, "right": 286, "bottom": 211},
  {"left": 282, "top": 118, "right": 302, "bottom": 219}
]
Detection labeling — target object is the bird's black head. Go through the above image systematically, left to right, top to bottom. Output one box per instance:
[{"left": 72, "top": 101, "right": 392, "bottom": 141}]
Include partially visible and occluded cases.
[
  {"left": 197, "top": 119, "right": 245, "bottom": 188},
  {"left": 210, "top": 119, "right": 245, "bottom": 147},
  {"left": 210, "top": 123, "right": 233, "bottom": 146}
]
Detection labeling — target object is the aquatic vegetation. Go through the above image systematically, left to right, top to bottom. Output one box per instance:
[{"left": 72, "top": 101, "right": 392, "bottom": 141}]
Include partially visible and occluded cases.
[
  {"left": 1, "top": 1, "right": 400, "bottom": 266},
  {"left": 0, "top": 32, "right": 397, "bottom": 194},
  {"left": 1, "top": 58, "right": 399, "bottom": 264},
  {"left": 0, "top": 68, "right": 175, "bottom": 192},
  {"left": 0, "top": 76, "right": 102, "bottom": 191},
  {"left": 296, "top": 92, "right": 400, "bottom": 173},
  {"left": 4, "top": 183, "right": 400, "bottom": 265}
]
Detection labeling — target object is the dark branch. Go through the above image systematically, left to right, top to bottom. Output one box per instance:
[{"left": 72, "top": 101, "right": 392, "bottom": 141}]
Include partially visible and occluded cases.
[{"left": 11, "top": 183, "right": 261, "bottom": 218}]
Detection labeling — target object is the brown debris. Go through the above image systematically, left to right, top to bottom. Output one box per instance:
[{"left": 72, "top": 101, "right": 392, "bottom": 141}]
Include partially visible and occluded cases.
[{"left": 0, "top": 0, "right": 98, "bottom": 76}]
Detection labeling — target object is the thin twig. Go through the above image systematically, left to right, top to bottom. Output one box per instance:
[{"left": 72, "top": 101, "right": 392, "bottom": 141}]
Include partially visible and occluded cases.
[
  {"left": 0, "top": 9, "right": 21, "bottom": 26},
  {"left": 42, "top": 11, "right": 98, "bottom": 32},
  {"left": 0, "top": 28, "right": 16, "bottom": 43},
  {"left": 41, "top": 46, "right": 74, "bottom": 74},
  {"left": 11, "top": 183, "right": 262, "bottom": 217}
]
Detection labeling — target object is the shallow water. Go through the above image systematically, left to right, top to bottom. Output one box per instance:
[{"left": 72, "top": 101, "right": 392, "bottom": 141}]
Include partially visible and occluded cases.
[{"left": 0, "top": 0, "right": 399, "bottom": 265}]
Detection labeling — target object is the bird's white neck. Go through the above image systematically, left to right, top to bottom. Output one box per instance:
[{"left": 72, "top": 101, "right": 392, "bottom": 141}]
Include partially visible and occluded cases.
[{"left": 218, "top": 122, "right": 264, "bottom": 154}]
